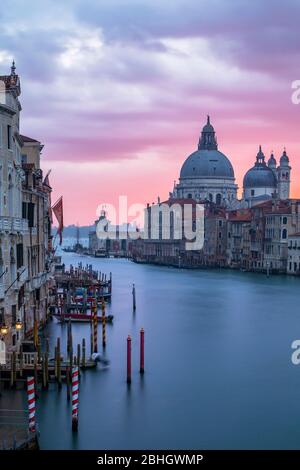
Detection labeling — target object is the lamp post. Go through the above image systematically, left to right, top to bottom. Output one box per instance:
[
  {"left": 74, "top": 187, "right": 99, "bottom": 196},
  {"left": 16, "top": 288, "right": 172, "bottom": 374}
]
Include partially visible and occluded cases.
[
  {"left": 0, "top": 319, "right": 23, "bottom": 391},
  {"left": 0, "top": 324, "right": 8, "bottom": 397}
]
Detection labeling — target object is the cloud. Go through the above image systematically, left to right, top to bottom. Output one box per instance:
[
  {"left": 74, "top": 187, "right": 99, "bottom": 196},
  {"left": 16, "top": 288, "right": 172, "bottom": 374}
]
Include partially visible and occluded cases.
[{"left": 0, "top": 0, "right": 299, "bottom": 223}]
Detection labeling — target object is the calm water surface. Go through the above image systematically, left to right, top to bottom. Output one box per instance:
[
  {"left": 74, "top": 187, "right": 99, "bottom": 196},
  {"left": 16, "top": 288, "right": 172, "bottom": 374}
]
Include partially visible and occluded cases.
[{"left": 9, "top": 253, "right": 300, "bottom": 449}]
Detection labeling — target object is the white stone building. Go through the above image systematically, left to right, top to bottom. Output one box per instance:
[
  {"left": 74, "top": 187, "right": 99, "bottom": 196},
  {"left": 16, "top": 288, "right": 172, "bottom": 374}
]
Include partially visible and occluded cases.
[{"left": 243, "top": 146, "right": 291, "bottom": 206}]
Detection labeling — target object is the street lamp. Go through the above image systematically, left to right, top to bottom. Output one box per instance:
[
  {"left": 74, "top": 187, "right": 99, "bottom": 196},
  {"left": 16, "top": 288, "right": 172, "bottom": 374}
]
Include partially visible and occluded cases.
[
  {"left": 15, "top": 320, "right": 23, "bottom": 331},
  {"left": 0, "top": 324, "right": 9, "bottom": 336}
]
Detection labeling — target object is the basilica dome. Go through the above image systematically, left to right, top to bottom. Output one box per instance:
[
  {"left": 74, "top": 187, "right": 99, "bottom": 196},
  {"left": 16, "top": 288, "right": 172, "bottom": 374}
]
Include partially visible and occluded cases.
[
  {"left": 172, "top": 116, "right": 238, "bottom": 207},
  {"left": 180, "top": 116, "right": 235, "bottom": 180},
  {"left": 243, "top": 146, "right": 277, "bottom": 189},
  {"left": 180, "top": 149, "right": 234, "bottom": 179}
]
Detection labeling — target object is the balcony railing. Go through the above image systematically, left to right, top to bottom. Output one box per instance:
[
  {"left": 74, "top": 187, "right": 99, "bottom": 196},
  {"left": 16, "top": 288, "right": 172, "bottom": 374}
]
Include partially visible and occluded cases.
[{"left": 0, "top": 217, "right": 28, "bottom": 234}]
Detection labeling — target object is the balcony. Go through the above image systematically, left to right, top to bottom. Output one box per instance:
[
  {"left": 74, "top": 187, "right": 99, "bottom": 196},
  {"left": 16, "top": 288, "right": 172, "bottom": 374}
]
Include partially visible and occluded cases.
[
  {"left": 0, "top": 217, "right": 28, "bottom": 234},
  {"left": 27, "top": 272, "right": 49, "bottom": 291}
]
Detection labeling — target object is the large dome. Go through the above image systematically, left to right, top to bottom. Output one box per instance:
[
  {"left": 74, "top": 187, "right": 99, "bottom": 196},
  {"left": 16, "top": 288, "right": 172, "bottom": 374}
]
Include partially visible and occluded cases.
[
  {"left": 180, "top": 116, "right": 235, "bottom": 180},
  {"left": 243, "top": 146, "right": 277, "bottom": 188},
  {"left": 180, "top": 149, "right": 235, "bottom": 179}
]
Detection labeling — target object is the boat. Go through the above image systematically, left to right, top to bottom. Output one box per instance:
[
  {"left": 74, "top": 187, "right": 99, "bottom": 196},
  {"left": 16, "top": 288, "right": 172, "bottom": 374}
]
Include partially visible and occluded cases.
[{"left": 53, "top": 312, "right": 114, "bottom": 323}]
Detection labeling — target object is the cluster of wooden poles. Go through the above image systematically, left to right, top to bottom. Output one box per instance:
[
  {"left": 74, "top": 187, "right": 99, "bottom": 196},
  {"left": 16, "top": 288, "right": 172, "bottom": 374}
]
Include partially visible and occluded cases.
[
  {"left": 22, "top": 282, "right": 142, "bottom": 434},
  {"left": 126, "top": 328, "right": 145, "bottom": 384}
]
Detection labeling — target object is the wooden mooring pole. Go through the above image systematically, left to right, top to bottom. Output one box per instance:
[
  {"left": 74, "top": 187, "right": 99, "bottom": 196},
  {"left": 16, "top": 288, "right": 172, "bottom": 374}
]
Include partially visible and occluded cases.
[
  {"left": 132, "top": 283, "right": 136, "bottom": 311},
  {"left": 140, "top": 328, "right": 145, "bottom": 374},
  {"left": 127, "top": 335, "right": 132, "bottom": 384},
  {"left": 57, "top": 338, "right": 62, "bottom": 389},
  {"left": 82, "top": 338, "right": 86, "bottom": 368},
  {"left": 77, "top": 344, "right": 81, "bottom": 378},
  {"left": 66, "top": 365, "right": 70, "bottom": 401}
]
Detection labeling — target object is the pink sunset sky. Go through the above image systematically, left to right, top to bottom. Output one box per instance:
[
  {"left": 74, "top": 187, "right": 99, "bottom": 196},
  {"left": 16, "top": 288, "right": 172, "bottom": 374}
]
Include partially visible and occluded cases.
[{"left": 1, "top": 0, "right": 300, "bottom": 225}]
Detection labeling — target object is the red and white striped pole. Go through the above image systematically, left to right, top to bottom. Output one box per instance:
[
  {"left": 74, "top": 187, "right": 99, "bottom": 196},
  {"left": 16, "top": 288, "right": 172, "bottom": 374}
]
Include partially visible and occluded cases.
[
  {"left": 93, "top": 298, "right": 98, "bottom": 354},
  {"left": 72, "top": 366, "right": 79, "bottom": 431},
  {"left": 27, "top": 376, "right": 36, "bottom": 433}
]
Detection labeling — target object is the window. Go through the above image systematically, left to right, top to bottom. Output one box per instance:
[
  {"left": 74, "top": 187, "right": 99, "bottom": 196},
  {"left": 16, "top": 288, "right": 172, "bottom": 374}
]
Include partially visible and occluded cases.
[
  {"left": 7, "top": 125, "right": 12, "bottom": 149},
  {"left": 21, "top": 154, "right": 27, "bottom": 164},
  {"left": 8, "top": 173, "right": 13, "bottom": 216},
  {"left": 251, "top": 189, "right": 255, "bottom": 196},
  {"left": 187, "top": 193, "right": 192, "bottom": 199},
  {"left": 216, "top": 194, "right": 222, "bottom": 206},
  {"left": 22, "top": 202, "right": 27, "bottom": 219},
  {"left": 27, "top": 202, "right": 35, "bottom": 227},
  {"left": 282, "top": 217, "right": 287, "bottom": 225},
  {"left": 282, "top": 229, "right": 287, "bottom": 239},
  {"left": 16, "top": 243, "right": 24, "bottom": 269},
  {"left": 10, "top": 246, "right": 16, "bottom": 283},
  {"left": 0, "top": 248, "right": 3, "bottom": 285},
  {"left": 12, "top": 305, "right": 16, "bottom": 325},
  {"left": 0, "top": 308, "right": 4, "bottom": 324}
]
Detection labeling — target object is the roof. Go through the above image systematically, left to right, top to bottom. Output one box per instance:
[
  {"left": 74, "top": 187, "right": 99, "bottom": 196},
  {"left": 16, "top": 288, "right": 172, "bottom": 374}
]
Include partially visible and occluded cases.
[
  {"left": 0, "top": 73, "right": 20, "bottom": 98},
  {"left": 0, "top": 74, "right": 19, "bottom": 90},
  {"left": 20, "top": 134, "right": 40, "bottom": 144},
  {"left": 180, "top": 149, "right": 235, "bottom": 180},
  {"left": 243, "top": 164, "right": 277, "bottom": 188},
  {"left": 254, "top": 199, "right": 292, "bottom": 215},
  {"left": 227, "top": 209, "right": 252, "bottom": 222}
]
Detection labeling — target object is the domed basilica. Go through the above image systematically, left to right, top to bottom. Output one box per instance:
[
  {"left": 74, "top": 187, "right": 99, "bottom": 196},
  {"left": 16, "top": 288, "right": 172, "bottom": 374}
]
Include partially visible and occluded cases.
[{"left": 171, "top": 116, "right": 291, "bottom": 207}]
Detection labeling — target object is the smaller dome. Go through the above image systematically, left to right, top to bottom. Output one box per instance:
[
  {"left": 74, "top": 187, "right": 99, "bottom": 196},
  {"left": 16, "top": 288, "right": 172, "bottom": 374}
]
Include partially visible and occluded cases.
[
  {"left": 243, "top": 146, "right": 277, "bottom": 189},
  {"left": 280, "top": 149, "right": 289, "bottom": 167},
  {"left": 268, "top": 152, "right": 277, "bottom": 169},
  {"left": 243, "top": 167, "right": 277, "bottom": 188}
]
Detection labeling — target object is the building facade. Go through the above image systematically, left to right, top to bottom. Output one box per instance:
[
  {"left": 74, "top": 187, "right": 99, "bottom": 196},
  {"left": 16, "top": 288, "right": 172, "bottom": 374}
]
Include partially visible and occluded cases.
[
  {"left": 0, "top": 63, "right": 53, "bottom": 352},
  {"left": 0, "top": 63, "right": 28, "bottom": 350},
  {"left": 21, "top": 135, "right": 53, "bottom": 337},
  {"left": 288, "top": 233, "right": 300, "bottom": 275}
]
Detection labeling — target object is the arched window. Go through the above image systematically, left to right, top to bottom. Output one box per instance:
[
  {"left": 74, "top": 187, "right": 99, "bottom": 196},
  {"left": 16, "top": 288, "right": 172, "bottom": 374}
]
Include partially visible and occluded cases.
[
  {"left": 8, "top": 173, "right": 13, "bottom": 216},
  {"left": 208, "top": 193, "right": 213, "bottom": 202},
  {"left": 216, "top": 194, "right": 222, "bottom": 206},
  {"left": 282, "top": 217, "right": 287, "bottom": 225},
  {"left": 282, "top": 229, "right": 287, "bottom": 240},
  {"left": 10, "top": 246, "right": 16, "bottom": 284}
]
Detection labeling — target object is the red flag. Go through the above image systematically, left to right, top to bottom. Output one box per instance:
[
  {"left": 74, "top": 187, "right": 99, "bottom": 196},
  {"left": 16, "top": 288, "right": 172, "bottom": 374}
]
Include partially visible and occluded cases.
[{"left": 52, "top": 196, "right": 64, "bottom": 245}]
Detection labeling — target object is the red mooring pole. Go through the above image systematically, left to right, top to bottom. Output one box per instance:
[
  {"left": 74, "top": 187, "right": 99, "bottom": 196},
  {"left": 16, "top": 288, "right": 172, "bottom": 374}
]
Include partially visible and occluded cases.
[
  {"left": 140, "top": 328, "right": 145, "bottom": 374},
  {"left": 127, "top": 335, "right": 132, "bottom": 384},
  {"left": 72, "top": 366, "right": 79, "bottom": 431},
  {"left": 27, "top": 376, "right": 36, "bottom": 433}
]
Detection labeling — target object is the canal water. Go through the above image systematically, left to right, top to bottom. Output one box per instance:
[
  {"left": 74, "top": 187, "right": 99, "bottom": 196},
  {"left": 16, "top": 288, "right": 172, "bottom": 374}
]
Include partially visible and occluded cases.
[{"left": 7, "top": 252, "right": 300, "bottom": 449}]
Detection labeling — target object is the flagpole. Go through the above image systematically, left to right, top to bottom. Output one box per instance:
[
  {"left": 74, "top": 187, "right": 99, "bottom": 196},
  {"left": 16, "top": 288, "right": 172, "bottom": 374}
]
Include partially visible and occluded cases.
[{"left": 52, "top": 195, "right": 63, "bottom": 210}]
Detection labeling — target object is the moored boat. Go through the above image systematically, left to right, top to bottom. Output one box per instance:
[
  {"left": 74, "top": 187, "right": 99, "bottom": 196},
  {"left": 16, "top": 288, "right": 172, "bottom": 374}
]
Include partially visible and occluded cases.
[{"left": 53, "top": 312, "right": 114, "bottom": 323}]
